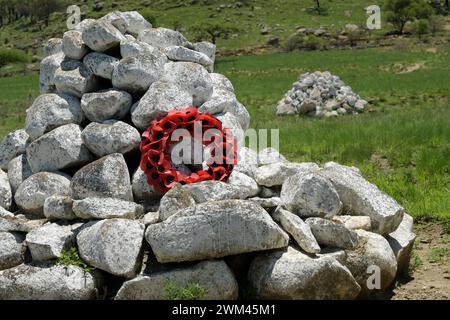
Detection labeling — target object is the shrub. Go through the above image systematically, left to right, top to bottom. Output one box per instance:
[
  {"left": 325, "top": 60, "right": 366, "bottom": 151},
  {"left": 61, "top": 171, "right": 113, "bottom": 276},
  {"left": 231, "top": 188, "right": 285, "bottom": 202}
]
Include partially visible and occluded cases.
[
  {"left": 385, "top": 0, "right": 434, "bottom": 34},
  {"left": 412, "top": 18, "right": 430, "bottom": 37},
  {"left": 190, "top": 22, "right": 238, "bottom": 44},
  {"left": 286, "top": 34, "right": 325, "bottom": 51},
  {"left": 0, "top": 49, "right": 29, "bottom": 69},
  {"left": 57, "top": 247, "right": 92, "bottom": 273},
  {"left": 164, "top": 281, "right": 208, "bottom": 300}
]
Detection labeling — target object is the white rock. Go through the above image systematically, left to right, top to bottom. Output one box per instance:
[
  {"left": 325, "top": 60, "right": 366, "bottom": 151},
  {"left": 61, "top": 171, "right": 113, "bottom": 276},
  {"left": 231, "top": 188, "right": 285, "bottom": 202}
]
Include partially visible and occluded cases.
[
  {"left": 102, "top": 11, "right": 151, "bottom": 36},
  {"left": 81, "top": 20, "right": 125, "bottom": 52},
  {"left": 138, "top": 27, "right": 187, "bottom": 49},
  {"left": 62, "top": 30, "right": 89, "bottom": 60},
  {"left": 120, "top": 36, "right": 161, "bottom": 58},
  {"left": 43, "top": 38, "right": 62, "bottom": 58},
  {"left": 193, "top": 41, "right": 216, "bottom": 63},
  {"left": 165, "top": 46, "right": 213, "bottom": 68},
  {"left": 39, "top": 52, "right": 65, "bottom": 93},
  {"left": 83, "top": 52, "right": 119, "bottom": 80},
  {"left": 112, "top": 53, "right": 168, "bottom": 94},
  {"left": 54, "top": 60, "right": 99, "bottom": 98},
  {"left": 132, "top": 81, "right": 193, "bottom": 130},
  {"left": 81, "top": 89, "right": 132, "bottom": 122},
  {"left": 25, "top": 93, "right": 83, "bottom": 140},
  {"left": 216, "top": 112, "right": 244, "bottom": 143},
  {"left": 82, "top": 121, "right": 141, "bottom": 157},
  {"left": 26, "top": 124, "right": 93, "bottom": 173},
  {"left": 0, "top": 129, "right": 30, "bottom": 170},
  {"left": 234, "top": 147, "right": 258, "bottom": 178},
  {"left": 257, "top": 147, "right": 287, "bottom": 166},
  {"left": 70, "top": 153, "right": 133, "bottom": 201},
  {"left": 255, "top": 162, "right": 319, "bottom": 187},
  {"left": 320, "top": 162, "right": 404, "bottom": 235},
  {"left": 131, "top": 167, "right": 161, "bottom": 203},
  {"left": 0, "top": 170, "right": 12, "bottom": 211},
  {"left": 228, "top": 170, "right": 260, "bottom": 198},
  {"left": 15, "top": 172, "right": 71, "bottom": 216},
  {"left": 281, "top": 172, "right": 343, "bottom": 218},
  {"left": 183, "top": 181, "right": 249, "bottom": 203},
  {"left": 158, "top": 184, "right": 196, "bottom": 221},
  {"left": 43, "top": 195, "right": 77, "bottom": 220},
  {"left": 73, "top": 197, "right": 143, "bottom": 220},
  {"left": 248, "top": 197, "right": 282, "bottom": 209},
  {"left": 146, "top": 200, "right": 289, "bottom": 263},
  {"left": 0, "top": 207, "right": 14, "bottom": 218},
  {"left": 273, "top": 207, "right": 321, "bottom": 254},
  {"left": 141, "top": 211, "right": 159, "bottom": 226},
  {"left": 387, "top": 213, "right": 416, "bottom": 276},
  {"left": 332, "top": 215, "right": 372, "bottom": 231},
  {"left": 0, "top": 216, "right": 46, "bottom": 233},
  {"left": 306, "top": 217, "right": 358, "bottom": 249},
  {"left": 77, "top": 219, "right": 145, "bottom": 278},
  {"left": 25, "top": 223, "right": 76, "bottom": 261},
  {"left": 344, "top": 230, "right": 397, "bottom": 296},
  {"left": 0, "top": 232, "right": 25, "bottom": 270},
  {"left": 248, "top": 246, "right": 361, "bottom": 299},
  {"left": 115, "top": 260, "right": 238, "bottom": 300},
  {"left": 0, "top": 263, "right": 102, "bottom": 300}
]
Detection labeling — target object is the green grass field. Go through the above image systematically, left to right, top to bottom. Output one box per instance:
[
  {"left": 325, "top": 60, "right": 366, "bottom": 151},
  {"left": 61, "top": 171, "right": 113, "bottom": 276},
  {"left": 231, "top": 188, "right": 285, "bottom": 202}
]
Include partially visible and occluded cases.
[{"left": 1, "top": 43, "right": 449, "bottom": 220}]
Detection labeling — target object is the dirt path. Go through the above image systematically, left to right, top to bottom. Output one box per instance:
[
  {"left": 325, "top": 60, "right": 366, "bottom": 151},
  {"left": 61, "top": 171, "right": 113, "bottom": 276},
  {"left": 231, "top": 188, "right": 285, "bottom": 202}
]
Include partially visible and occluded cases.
[{"left": 390, "top": 222, "right": 450, "bottom": 300}]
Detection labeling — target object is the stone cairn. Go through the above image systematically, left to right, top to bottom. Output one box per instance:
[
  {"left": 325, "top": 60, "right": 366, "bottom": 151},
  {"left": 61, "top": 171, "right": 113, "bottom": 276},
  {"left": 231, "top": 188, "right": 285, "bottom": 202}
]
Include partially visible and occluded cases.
[
  {"left": 0, "top": 11, "right": 414, "bottom": 300},
  {"left": 276, "top": 71, "right": 368, "bottom": 117}
]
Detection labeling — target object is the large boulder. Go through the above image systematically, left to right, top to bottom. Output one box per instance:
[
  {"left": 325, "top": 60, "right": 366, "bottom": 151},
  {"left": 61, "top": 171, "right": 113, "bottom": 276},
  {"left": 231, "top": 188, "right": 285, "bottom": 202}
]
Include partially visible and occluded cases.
[
  {"left": 101, "top": 11, "right": 151, "bottom": 36},
  {"left": 82, "top": 20, "right": 125, "bottom": 52},
  {"left": 138, "top": 27, "right": 187, "bottom": 49},
  {"left": 62, "top": 30, "right": 89, "bottom": 60},
  {"left": 165, "top": 46, "right": 213, "bottom": 68},
  {"left": 39, "top": 52, "right": 65, "bottom": 93},
  {"left": 83, "top": 52, "right": 119, "bottom": 80},
  {"left": 112, "top": 53, "right": 168, "bottom": 95},
  {"left": 54, "top": 60, "right": 99, "bottom": 98},
  {"left": 81, "top": 89, "right": 132, "bottom": 122},
  {"left": 25, "top": 94, "right": 83, "bottom": 141},
  {"left": 81, "top": 121, "right": 141, "bottom": 157},
  {"left": 26, "top": 124, "right": 93, "bottom": 173},
  {"left": 0, "top": 129, "right": 29, "bottom": 170},
  {"left": 70, "top": 153, "right": 133, "bottom": 201},
  {"left": 7, "top": 155, "right": 33, "bottom": 194},
  {"left": 255, "top": 162, "right": 319, "bottom": 187},
  {"left": 320, "top": 162, "right": 404, "bottom": 235},
  {"left": 131, "top": 167, "right": 161, "bottom": 204},
  {"left": 0, "top": 170, "right": 12, "bottom": 210},
  {"left": 15, "top": 172, "right": 71, "bottom": 216},
  {"left": 281, "top": 172, "right": 343, "bottom": 219},
  {"left": 183, "top": 181, "right": 248, "bottom": 203},
  {"left": 158, "top": 184, "right": 196, "bottom": 221},
  {"left": 43, "top": 195, "right": 77, "bottom": 220},
  {"left": 73, "top": 197, "right": 144, "bottom": 220},
  {"left": 146, "top": 200, "right": 289, "bottom": 263},
  {"left": 272, "top": 207, "right": 320, "bottom": 254},
  {"left": 387, "top": 214, "right": 416, "bottom": 276},
  {"left": 332, "top": 215, "right": 372, "bottom": 231},
  {"left": 0, "top": 216, "right": 46, "bottom": 233},
  {"left": 305, "top": 217, "right": 358, "bottom": 249},
  {"left": 77, "top": 219, "right": 145, "bottom": 278},
  {"left": 25, "top": 223, "right": 77, "bottom": 261},
  {"left": 344, "top": 229, "right": 397, "bottom": 296},
  {"left": 0, "top": 232, "right": 26, "bottom": 270},
  {"left": 248, "top": 246, "right": 361, "bottom": 299},
  {"left": 115, "top": 260, "right": 238, "bottom": 300},
  {"left": 0, "top": 263, "right": 102, "bottom": 300}
]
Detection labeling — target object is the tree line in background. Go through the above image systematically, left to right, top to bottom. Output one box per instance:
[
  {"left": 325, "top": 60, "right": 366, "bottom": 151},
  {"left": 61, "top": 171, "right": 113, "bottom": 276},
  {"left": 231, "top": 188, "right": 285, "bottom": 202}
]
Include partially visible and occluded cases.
[{"left": 0, "top": 0, "right": 65, "bottom": 28}]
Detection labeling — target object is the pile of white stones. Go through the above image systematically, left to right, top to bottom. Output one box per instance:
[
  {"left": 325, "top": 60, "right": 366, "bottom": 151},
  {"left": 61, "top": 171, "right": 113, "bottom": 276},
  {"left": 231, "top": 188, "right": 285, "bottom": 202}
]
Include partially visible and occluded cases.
[
  {"left": 0, "top": 11, "right": 414, "bottom": 300},
  {"left": 276, "top": 71, "right": 368, "bottom": 117}
]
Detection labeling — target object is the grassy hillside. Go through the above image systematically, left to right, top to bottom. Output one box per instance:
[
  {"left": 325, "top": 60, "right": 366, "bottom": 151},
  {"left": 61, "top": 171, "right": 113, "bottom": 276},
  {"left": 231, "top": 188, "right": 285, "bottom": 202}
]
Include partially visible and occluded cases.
[
  {"left": 0, "top": 0, "right": 415, "bottom": 55},
  {"left": 1, "top": 42, "right": 449, "bottom": 220}
]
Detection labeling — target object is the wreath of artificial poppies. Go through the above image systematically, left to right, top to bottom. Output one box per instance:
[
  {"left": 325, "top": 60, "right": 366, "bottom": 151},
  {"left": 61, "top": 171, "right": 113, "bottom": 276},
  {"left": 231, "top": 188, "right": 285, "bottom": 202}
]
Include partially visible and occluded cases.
[{"left": 140, "top": 107, "right": 237, "bottom": 193}]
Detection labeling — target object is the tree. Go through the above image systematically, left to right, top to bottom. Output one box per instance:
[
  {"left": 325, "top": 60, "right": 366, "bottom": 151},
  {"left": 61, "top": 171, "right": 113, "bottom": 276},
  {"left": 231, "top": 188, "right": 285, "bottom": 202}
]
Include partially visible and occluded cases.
[
  {"left": 29, "top": 0, "right": 64, "bottom": 27},
  {"left": 385, "top": 0, "right": 434, "bottom": 34},
  {"left": 191, "top": 22, "right": 238, "bottom": 44}
]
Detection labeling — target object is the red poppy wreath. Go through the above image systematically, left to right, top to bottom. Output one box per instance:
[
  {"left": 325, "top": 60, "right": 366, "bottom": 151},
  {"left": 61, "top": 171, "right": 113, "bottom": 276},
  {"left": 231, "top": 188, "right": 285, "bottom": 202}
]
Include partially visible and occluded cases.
[{"left": 140, "top": 107, "right": 237, "bottom": 193}]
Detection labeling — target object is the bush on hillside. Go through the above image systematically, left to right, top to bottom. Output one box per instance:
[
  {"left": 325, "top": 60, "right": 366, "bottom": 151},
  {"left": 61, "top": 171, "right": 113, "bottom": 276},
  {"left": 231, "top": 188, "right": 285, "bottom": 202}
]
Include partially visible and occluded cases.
[
  {"left": 385, "top": 0, "right": 434, "bottom": 34},
  {"left": 286, "top": 34, "right": 326, "bottom": 51},
  {"left": 0, "top": 49, "right": 29, "bottom": 69}
]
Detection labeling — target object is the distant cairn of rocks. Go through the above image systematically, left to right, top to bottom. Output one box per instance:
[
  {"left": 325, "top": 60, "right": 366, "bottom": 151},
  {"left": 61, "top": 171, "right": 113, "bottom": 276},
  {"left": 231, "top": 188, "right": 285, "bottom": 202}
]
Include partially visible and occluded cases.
[
  {"left": 0, "top": 11, "right": 414, "bottom": 300},
  {"left": 276, "top": 71, "right": 368, "bottom": 117}
]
